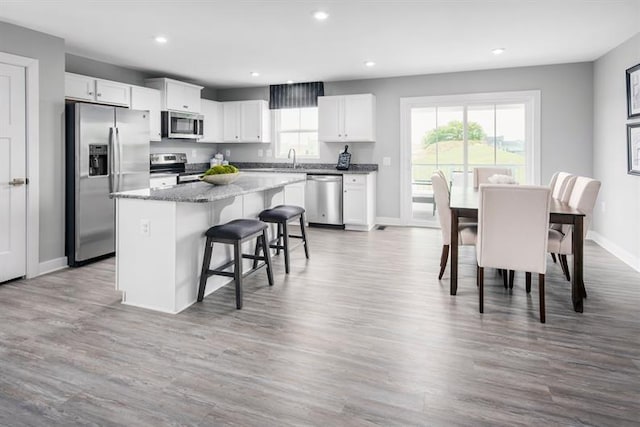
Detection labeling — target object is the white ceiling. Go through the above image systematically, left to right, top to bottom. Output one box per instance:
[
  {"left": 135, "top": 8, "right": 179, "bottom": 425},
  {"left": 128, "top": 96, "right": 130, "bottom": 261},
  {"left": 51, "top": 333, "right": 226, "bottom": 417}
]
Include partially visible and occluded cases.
[{"left": 1, "top": 0, "right": 639, "bottom": 89}]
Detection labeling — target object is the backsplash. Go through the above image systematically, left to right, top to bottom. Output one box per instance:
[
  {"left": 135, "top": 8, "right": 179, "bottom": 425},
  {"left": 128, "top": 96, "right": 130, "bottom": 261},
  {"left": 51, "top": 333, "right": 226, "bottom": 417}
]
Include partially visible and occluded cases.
[{"left": 150, "top": 140, "right": 217, "bottom": 163}]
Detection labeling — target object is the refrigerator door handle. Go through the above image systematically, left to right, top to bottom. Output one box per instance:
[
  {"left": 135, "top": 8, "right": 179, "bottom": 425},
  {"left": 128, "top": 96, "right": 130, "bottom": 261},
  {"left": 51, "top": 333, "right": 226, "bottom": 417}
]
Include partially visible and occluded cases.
[
  {"left": 109, "top": 127, "right": 115, "bottom": 193},
  {"left": 115, "top": 127, "right": 122, "bottom": 192}
]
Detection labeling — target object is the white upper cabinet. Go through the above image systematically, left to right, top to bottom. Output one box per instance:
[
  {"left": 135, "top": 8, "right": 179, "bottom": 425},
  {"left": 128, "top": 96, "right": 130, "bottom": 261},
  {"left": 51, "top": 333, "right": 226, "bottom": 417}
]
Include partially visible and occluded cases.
[
  {"left": 65, "top": 72, "right": 130, "bottom": 106},
  {"left": 65, "top": 73, "right": 95, "bottom": 102},
  {"left": 145, "top": 78, "right": 203, "bottom": 113},
  {"left": 130, "top": 85, "right": 162, "bottom": 141},
  {"left": 318, "top": 94, "right": 376, "bottom": 142},
  {"left": 200, "top": 99, "right": 223, "bottom": 143},
  {"left": 222, "top": 100, "right": 270, "bottom": 143}
]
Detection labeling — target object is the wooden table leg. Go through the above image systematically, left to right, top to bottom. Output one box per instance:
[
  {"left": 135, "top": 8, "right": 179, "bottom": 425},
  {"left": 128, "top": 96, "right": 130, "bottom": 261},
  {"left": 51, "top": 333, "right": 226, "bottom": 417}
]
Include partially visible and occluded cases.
[
  {"left": 450, "top": 209, "right": 459, "bottom": 295},
  {"left": 572, "top": 216, "right": 584, "bottom": 313}
]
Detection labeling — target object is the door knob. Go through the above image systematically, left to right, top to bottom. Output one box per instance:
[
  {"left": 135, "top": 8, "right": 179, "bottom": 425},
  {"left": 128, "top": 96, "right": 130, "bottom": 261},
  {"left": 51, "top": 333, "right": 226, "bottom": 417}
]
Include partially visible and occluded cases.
[{"left": 9, "top": 178, "right": 28, "bottom": 186}]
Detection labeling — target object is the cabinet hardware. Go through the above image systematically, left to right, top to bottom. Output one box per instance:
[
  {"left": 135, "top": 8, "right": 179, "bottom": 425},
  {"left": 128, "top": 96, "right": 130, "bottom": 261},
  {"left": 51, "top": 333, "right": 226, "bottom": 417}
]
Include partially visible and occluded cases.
[
  {"left": 88, "top": 91, "right": 94, "bottom": 95},
  {"left": 97, "top": 93, "right": 102, "bottom": 97},
  {"left": 183, "top": 105, "right": 188, "bottom": 109},
  {"left": 9, "top": 178, "right": 27, "bottom": 186}
]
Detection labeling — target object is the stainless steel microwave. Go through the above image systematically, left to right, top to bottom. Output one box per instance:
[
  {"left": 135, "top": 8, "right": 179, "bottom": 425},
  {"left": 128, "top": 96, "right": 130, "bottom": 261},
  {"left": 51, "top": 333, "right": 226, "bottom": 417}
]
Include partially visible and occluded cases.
[{"left": 161, "top": 111, "right": 204, "bottom": 139}]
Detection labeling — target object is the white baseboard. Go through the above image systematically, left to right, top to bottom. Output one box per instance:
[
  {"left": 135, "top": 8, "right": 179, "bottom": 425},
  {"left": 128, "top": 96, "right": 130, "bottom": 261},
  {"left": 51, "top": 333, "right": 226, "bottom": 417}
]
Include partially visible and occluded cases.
[
  {"left": 375, "top": 216, "right": 403, "bottom": 226},
  {"left": 588, "top": 231, "right": 640, "bottom": 273},
  {"left": 38, "top": 257, "right": 68, "bottom": 276}
]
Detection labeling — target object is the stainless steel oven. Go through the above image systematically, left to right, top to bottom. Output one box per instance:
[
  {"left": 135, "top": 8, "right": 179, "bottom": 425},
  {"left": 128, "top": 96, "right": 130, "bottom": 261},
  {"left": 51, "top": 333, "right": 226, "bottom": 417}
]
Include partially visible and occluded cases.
[{"left": 161, "top": 111, "right": 204, "bottom": 139}]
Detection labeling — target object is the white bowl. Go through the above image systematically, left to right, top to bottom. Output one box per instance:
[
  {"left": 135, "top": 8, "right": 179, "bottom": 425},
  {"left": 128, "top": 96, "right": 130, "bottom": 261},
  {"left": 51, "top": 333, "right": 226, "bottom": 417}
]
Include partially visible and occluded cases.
[{"left": 200, "top": 172, "right": 240, "bottom": 185}]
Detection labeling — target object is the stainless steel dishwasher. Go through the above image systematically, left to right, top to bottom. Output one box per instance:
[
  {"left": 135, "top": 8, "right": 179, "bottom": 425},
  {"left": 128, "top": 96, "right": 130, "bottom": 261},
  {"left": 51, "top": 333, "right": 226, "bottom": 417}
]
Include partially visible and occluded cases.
[{"left": 305, "top": 174, "right": 343, "bottom": 226}]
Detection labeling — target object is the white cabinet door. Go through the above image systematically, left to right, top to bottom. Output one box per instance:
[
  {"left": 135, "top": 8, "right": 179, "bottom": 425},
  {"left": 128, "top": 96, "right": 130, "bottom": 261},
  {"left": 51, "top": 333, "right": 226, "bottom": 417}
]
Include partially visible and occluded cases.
[
  {"left": 65, "top": 73, "right": 95, "bottom": 102},
  {"left": 96, "top": 79, "right": 130, "bottom": 106},
  {"left": 164, "top": 80, "right": 201, "bottom": 113},
  {"left": 130, "top": 85, "right": 162, "bottom": 141},
  {"left": 343, "top": 94, "right": 375, "bottom": 142},
  {"left": 318, "top": 96, "right": 342, "bottom": 142},
  {"left": 201, "top": 99, "right": 223, "bottom": 143},
  {"left": 240, "top": 101, "right": 262, "bottom": 142},
  {"left": 223, "top": 102, "right": 240, "bottom": 142},
  {"left": 284, "top": 181, "right": 306, "bottom": 210},
  {"left": 343, "top": 182, "right": 367, "bottom": 225}
]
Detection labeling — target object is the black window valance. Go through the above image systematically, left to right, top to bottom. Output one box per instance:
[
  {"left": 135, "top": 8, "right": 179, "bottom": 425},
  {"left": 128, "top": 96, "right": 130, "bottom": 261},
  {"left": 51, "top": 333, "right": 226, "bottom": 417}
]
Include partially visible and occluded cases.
[{"left": 269, "top": 82, "right": 324, "bottom": 109}]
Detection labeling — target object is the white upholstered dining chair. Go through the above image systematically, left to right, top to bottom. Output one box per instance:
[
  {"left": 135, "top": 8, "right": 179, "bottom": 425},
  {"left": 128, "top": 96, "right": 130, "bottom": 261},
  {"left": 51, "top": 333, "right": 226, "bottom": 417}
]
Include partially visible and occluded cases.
[
  {"left": 473, "top": 167, "right": 513, "bottom": 188},
  {"left": 432, "top": 171, "right": 477, "bottom": 280},
  {"left": 548, "top": 172, "right": 577, "bottom": 271},
  {"left": 547, "top": 177, "right": 601, "bottom": 282},
  {"left": 476, "top": 184, "right": 551, "bottom": 323}
]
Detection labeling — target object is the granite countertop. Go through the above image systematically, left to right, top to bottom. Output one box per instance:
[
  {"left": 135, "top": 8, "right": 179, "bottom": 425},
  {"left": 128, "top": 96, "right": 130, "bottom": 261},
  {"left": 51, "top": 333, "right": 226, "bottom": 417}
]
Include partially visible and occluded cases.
[
  {"left": 233, "top": 162, "right": 378, "bottom": 175},
  {"left": 111, "top": 172, "right": 306, "bottom": 203}
]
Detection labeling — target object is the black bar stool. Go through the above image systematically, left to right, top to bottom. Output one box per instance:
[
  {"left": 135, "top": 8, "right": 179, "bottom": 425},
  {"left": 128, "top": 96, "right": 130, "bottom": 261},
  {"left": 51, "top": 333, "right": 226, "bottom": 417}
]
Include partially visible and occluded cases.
[
  {"left": 258, "top": 205, "right": 309, "bottom": 274},
  {"left": 197, "top": 219, "right": 273, "bottom": 309}
]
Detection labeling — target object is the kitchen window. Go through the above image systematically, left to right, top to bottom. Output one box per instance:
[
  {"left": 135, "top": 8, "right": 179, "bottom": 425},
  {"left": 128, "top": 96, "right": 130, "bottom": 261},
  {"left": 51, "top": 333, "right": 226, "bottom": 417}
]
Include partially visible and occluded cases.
[{"left": 274, "top": 107, "right": 319, "bottom": 158}]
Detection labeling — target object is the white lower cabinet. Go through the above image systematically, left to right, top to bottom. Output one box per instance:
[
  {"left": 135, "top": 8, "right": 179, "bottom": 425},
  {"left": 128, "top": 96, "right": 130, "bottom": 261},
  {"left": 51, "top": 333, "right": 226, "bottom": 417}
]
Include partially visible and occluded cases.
[
  {"left": 342, "top": 172, "right": 376, "bottom": 231},
  {"left": 149, "top": 175, "right": 177, "bottom": 188},
  {"left": 284, "top": 181, "right": 306, "bottom": 211}
]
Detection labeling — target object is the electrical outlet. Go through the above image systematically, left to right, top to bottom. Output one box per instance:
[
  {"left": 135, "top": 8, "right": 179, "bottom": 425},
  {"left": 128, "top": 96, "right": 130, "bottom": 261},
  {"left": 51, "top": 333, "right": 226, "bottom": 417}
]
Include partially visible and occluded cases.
[
  {"left": 191, "top": 149, "right": 197, "bottom": 159},
  {"left": 225, "top": 149, "right": 231, "bottom": 158},
  {"left": 258, "top": 149, "right": 264, "bottom": 157},
  {"left": 266, "top": 149, "right": 272, "bottom": 158},
  {"left": 383, "top": 157, "right": 391, "bottom": 166},
  {"left": 601, "top": 201, "right": 606, "bottom": 213},
  {"left": 140, "top": 219, "right": 150, "bottom": 236}
]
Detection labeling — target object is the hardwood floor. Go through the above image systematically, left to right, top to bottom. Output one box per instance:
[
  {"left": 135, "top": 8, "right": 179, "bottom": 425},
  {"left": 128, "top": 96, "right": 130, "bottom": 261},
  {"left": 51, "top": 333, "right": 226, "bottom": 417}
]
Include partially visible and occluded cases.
[{"left": 1, "top": 226, "right": 639, "bottom": 426}]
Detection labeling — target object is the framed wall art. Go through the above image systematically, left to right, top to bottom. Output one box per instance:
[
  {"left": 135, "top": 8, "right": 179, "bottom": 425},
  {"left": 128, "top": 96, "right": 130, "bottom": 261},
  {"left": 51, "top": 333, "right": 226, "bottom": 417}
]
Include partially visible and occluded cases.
[
  {"left": 626, "top": 63, "right": 640, "bottom": 119},
  {"left": 627, "top": 122, "right": 640, "bottom": 176}
]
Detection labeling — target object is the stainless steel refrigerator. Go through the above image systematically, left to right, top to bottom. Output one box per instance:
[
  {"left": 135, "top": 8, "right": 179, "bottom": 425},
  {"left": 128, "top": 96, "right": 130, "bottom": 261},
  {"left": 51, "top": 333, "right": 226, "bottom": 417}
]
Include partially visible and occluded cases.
[{"left": 65, "top": 103, "right": 149, "bottom": 266}]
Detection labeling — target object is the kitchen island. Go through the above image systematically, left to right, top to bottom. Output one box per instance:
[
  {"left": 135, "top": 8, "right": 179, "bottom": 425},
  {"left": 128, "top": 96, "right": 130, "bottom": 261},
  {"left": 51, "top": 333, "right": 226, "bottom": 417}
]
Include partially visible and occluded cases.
[{"left": 111, "top": 172, "right": 306, "bottom": 314}]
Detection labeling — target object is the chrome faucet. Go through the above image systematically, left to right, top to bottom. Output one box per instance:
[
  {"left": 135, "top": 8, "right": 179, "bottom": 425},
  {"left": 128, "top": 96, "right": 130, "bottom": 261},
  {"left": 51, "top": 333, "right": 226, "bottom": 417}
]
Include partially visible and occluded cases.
[{"left": 288, "top": 148, "right": 297, "bottom": 169}]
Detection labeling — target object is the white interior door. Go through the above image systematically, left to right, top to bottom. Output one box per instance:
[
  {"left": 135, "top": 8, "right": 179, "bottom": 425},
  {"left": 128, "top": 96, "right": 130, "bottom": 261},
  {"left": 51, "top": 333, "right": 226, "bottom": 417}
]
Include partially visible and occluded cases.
[{"left": 0, "top": 62, "right": 27, "bottom": 282}]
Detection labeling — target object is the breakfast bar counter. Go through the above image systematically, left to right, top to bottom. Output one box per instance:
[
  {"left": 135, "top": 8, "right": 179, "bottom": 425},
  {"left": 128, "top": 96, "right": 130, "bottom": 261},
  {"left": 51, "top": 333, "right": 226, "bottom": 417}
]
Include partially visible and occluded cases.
[{"left": 110, "top": 172, "right": 306, "bottom": 313}]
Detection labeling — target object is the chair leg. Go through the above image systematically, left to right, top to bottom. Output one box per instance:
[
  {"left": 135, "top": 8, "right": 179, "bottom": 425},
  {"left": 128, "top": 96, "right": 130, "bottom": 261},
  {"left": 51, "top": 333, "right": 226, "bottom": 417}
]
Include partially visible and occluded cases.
[
  {"left": 300, "top": 214, "right": 310, "bottom": 259},
  {"left": 282, "top": 221, "right": 290, "bottom": 274},
  {"left": 276, "top": 223, "right": 282, "bottom": 255},
  {"left": 262, "top": 230, "right": 274, "bottom": 286},
  {"left": 252, "top": 236, "right": 260, "bottom": 270},
  {"left": 197, "top": 237, "right": 213, "bottom": 302},
  {"left": 233, "top": 242, "right": 243, "bottom": 309},
  {"left": 438, "top": 245, "right": 449, "bottom": 280},
  {"left": 551, "top": 253, "right": 557, "bottom": 263},
  {"left": 560, "top": 255, "right": 571, "bottom": 281},
  {"left": 478, "top": 266, "right": 484, "bottom": 314},
  {"left": 502, "top": 269, "right": 508, "bottom": 289},
  {"left": 508, "top": 270, "right": 515, "bottom": 289},
  {"left": 525, "top": 272, "right": 532, "bottom": 293},
  {"left": 539, "top": 273, "right": 546, "bottom": 323}
]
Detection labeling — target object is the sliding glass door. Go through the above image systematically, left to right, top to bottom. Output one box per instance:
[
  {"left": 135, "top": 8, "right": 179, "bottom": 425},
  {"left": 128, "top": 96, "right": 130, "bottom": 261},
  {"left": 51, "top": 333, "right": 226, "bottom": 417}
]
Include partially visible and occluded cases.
[{"left": 400, "top": 91, "right": 539, "bottom": 226}]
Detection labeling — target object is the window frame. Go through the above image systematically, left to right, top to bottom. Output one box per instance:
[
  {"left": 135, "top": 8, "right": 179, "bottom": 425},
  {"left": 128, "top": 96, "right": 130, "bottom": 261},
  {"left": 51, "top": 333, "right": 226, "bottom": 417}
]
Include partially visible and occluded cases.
[{"left": 273, "top": 107, "right": 320, "bottom": 159}]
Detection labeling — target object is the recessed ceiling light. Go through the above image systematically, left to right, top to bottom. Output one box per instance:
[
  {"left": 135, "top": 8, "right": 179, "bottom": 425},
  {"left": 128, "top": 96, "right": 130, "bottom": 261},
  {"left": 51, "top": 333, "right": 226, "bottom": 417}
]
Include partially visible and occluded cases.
[
  {"left": 313, "top": 11, "right": 329, "bottom": 21},
  {"left": 154, "top": 36, "right": 168, "bottom": 44},
  {"left": 492, "top": 48, "right": 506, "bottom": 55},
  {"left": 364, "top": 61, "right": 376, "bottom": 67},
  {"left": 250, "top": 71, "right": 260, "bottom": 77},
  {"left": 286, "top": 80, "right": 294, "bottom": 84}
]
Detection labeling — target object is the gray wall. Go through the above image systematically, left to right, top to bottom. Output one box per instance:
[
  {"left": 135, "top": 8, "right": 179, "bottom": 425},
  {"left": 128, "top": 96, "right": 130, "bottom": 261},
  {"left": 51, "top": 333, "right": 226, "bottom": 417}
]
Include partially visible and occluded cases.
[
  {"left": 0, "top": 21, "right": 65, "bottom": 264},
  {"left": 593, "top": 32, "right": 640, "bottom": 269},
  {"left": 217, "top": 63, "right": 595, "bottom": 219}
]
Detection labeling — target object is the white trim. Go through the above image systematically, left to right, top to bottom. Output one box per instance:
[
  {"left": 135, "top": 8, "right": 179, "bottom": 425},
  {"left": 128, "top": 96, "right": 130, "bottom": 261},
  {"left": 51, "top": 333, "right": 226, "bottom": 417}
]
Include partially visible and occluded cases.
[
  {"left": 0, "top": 52, "right": 40, "bottom": 279},
  {"left": 399, "top": 90, "right": 541, "bottom": 225},
  {"left": 375, "top": 216, "right": 403, "bottom": 226},
  {"left": 588, "top": 231, "right": 640, "bottom": 273},
  {"left": 39, "top": 257, "right": 68, "bottom": 276}
]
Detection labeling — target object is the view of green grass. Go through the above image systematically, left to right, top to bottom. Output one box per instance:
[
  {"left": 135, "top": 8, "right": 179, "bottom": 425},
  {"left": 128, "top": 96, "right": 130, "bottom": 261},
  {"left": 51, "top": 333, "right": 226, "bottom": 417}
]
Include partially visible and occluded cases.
[{"left": 412, "top": 140, "right": 525, "bottom": 182}]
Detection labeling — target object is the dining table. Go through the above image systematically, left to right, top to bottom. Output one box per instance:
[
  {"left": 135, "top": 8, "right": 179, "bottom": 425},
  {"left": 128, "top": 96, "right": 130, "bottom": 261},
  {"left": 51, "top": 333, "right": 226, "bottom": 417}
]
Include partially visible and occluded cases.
[{"left": 449, "top": 186, "right": 587, "bottom": 312}]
